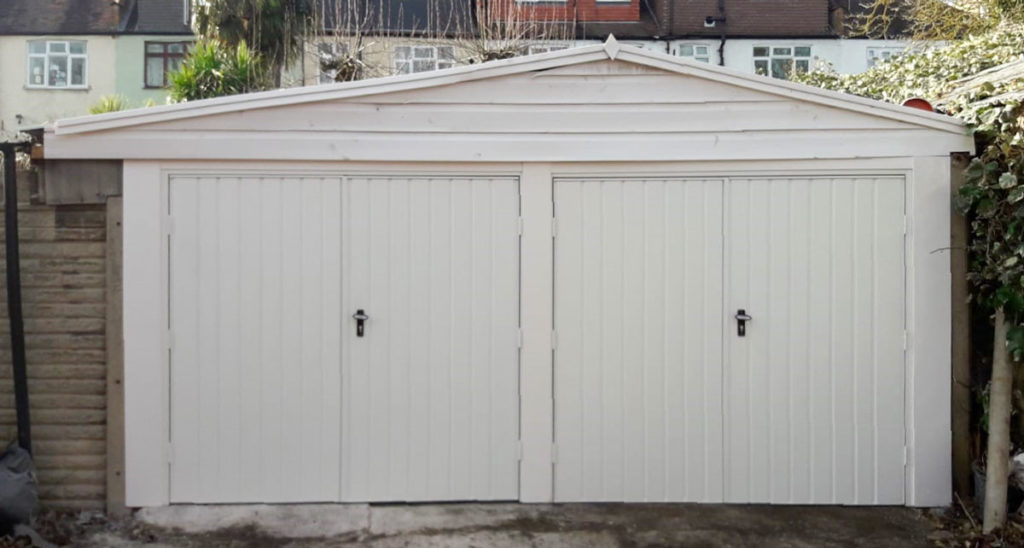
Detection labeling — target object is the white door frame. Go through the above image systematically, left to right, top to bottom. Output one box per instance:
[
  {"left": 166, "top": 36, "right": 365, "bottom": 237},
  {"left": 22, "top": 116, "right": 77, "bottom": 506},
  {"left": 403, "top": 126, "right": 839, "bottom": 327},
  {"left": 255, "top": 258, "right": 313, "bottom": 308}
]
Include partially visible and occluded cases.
[{"left": 123, "top": 156, "right": 950, "bottom": 507}]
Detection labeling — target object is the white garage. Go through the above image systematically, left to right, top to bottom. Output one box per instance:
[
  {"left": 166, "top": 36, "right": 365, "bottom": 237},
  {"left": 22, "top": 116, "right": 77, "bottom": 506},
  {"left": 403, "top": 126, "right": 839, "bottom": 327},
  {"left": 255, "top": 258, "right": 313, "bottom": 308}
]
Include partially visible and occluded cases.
[{"left": 44, "top": 38, "right": 973, "bottom": 507}]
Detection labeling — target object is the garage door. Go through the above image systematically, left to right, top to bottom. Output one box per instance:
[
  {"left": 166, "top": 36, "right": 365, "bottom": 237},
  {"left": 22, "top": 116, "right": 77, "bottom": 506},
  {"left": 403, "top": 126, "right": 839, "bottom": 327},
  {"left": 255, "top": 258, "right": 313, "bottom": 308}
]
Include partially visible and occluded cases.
[
  {"left": 167, "top": 175, "right": 520, "bottom": 503},
  {"left": 553, "top": 176, "right": 906, "bottom": 504}
]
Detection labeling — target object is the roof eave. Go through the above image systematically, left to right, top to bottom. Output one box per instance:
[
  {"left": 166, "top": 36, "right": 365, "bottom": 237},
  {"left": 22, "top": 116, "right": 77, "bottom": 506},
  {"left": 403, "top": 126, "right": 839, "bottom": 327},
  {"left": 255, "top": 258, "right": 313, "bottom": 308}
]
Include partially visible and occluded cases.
[{"left": 51, "top": 37, "right": 969, "bottom": 139}]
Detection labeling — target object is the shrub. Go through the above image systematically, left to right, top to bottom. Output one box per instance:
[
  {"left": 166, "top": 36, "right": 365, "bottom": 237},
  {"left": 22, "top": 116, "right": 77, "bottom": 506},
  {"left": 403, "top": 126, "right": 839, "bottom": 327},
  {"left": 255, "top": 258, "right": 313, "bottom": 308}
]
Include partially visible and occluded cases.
[
  {"left": 168, "top": 40, "right": 273, "bottom": 102},
  {"left": 88, "top": 95, "right": 130, "bottom": 114}
]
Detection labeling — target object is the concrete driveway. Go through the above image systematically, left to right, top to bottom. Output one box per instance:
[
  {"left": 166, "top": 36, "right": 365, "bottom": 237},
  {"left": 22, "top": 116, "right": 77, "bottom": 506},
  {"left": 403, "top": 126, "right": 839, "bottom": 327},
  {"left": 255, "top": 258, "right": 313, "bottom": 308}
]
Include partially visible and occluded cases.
[{"left": 75, "top": 503, "right": 936, "bottom": 547}]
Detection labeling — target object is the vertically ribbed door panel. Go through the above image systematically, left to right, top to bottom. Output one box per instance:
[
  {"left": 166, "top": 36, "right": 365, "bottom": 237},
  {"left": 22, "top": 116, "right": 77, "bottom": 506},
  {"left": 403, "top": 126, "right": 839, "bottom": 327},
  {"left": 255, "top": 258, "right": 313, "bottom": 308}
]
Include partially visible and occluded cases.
[
  {"left": 169, "top": 176, "right": 343, "bottom": 503},
  {"left": 342, "top": 177, "right": 521, "bottom": 502},
  {"left": 724, "top": 177, "right": 906, "bottom": 504},
  {"left": 553, "top": 178, "right": 726, "bottom": 502}
]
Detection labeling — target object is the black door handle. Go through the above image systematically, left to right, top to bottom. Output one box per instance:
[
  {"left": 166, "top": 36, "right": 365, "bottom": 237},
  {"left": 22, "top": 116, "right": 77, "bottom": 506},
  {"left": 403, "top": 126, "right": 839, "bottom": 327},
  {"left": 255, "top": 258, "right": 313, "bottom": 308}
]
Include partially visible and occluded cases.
[
  {"left": 353, "top": 309, "right": 368, "bottom": 337},
  {"left": 735, "top": 309, "right": 752, "bottom": 337}
]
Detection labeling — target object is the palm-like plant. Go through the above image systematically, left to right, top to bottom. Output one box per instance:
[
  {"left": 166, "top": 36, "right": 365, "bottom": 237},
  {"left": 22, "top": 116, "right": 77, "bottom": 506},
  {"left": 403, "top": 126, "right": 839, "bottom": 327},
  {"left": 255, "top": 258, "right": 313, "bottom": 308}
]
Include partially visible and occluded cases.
[{"left": 169, "top": 40, "right": 273, "bottom": 101}]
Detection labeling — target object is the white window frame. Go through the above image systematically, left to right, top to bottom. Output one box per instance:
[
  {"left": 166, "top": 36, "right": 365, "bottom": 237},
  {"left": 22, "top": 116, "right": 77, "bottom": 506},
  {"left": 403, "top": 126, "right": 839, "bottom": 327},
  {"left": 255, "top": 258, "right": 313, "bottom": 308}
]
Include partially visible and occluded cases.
[
  {"left": 26, "top": 40, "right": 88, "bottom": 89},
  {"left": 527, "top": 43, "right": 571, "bottom": 55},
  {"left": 675, "top": 43, "right": 712, "bottom": 63},
  {"left": 393, "top": 45, "right": 456, "bottom": 75},
  {"left": 752, "top": 45, "right": 811, "bottom": 80},
  {"left": 867, "top": 46, "right": 906, "bottom": 68}
]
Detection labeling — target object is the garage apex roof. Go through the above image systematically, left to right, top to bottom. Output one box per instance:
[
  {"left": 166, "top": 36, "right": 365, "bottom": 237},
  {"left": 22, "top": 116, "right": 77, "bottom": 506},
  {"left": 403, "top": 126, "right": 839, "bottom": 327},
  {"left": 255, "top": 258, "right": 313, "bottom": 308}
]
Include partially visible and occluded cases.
[{"left": 52, "top": 36, "right": 968, "bottom": 138}]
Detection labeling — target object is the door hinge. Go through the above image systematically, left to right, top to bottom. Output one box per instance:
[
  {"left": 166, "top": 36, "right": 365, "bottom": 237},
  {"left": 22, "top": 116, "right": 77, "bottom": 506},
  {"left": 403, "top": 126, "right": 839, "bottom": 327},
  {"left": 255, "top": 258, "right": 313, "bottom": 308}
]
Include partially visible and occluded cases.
[
  {"left": 165, "top": 216, "right": 176, "bottom": 235},
  {"left": 903, "top": 216, "right": 908, "bottom": 236},
  {"left": 518, "top": 217, "right": 524, "bottom": 236},
  {"left": 551, "top": 217, "right": 558, "bottom": 238},
  {"left": 517, "top": 328, "right": 523, "bottom": 349},
  {"left": 166, "top": 330, "right": 174, "bottom": 349},
  {"left": 551, "top": 330, "right": 558, "bottom": 350},
  {"left": 903, "top": 330, "right": 908, "bottom": 350},
  {"left": 517, "top": 441, "right": 523, "bottom": 461},
  {"left": 167, "top": 442, "right": 174, "bottom": 464},
  {"left": 551, "top": 443, "right": 558, "bottom": 463},
  {"left": 903, "top": 446, "right": 909, "bottom": 466}
]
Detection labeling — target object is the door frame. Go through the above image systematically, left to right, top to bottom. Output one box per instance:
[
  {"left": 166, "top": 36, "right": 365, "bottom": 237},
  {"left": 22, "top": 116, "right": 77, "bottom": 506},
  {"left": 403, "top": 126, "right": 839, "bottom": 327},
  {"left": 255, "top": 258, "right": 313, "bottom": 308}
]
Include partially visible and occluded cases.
[{"left": 123, "top": 156, "right": 949, "bottom": 507}]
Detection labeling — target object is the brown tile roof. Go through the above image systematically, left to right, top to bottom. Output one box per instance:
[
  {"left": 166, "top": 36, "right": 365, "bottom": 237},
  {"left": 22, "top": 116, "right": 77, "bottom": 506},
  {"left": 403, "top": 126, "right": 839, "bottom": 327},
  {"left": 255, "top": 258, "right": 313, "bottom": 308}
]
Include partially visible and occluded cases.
[{"left": 0, "top": 0, "right": 122, "bottom": 34}]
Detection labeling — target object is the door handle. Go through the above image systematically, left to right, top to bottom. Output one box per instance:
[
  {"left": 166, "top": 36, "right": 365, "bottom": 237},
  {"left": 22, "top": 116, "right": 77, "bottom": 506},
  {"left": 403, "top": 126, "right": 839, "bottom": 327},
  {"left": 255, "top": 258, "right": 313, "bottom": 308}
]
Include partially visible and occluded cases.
[
  {"left": 353, "top": 309, "right": 368, "bottom": 337},
  {"left": 735, "top": 309, "right": 752, "bottom": 337}
]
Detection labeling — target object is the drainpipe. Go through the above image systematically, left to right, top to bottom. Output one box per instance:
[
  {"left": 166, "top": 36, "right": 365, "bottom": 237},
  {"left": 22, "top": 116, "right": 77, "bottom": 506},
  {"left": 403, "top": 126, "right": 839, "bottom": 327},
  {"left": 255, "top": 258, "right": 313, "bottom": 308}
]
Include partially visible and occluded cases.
[
  {"left": 705, "top": 0, "right": 726, "bottom": 66},
  {"left": 717, "top": 0, "right": 726, "bottom": 66},
  {"left": 1, "top": 141, "right": 31, "bottom": 455}
]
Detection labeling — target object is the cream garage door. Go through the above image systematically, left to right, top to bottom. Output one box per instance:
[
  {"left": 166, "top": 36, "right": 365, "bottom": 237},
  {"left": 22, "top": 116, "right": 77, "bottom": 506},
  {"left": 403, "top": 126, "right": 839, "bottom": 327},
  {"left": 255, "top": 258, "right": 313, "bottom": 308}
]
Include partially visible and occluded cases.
[
  {"left": 167, "top": 175, "right": 521, "bottom": 503},
  {"left": 553, "top": 176, "right": 906, "bottom": 504}
]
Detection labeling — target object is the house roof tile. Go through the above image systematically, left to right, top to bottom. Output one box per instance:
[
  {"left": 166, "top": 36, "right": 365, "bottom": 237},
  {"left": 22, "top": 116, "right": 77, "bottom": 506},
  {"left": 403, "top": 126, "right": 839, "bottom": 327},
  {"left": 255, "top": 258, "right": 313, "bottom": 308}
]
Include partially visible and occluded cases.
[{"left": 0, "top": 0, "right": 121, "bottom": 35}]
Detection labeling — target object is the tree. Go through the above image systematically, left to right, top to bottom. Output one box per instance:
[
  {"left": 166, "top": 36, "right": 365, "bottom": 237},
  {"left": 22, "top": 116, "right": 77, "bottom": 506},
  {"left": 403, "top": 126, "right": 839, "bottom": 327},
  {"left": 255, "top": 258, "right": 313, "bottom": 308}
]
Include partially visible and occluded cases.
[
  {"left": 193, "top": 0, "right": 316, "bottom": 84},
  {"left": 309, "top": 0, "right": 577, "bottom": 84},
  {"left": 845, "top": 0, "right": 1024, "bottom": 40},
  {"left": 795, "top": 25, "right": 1024, "bottom": 532},
  {"left": 169, "top": 39, "right": 273, "bottom": 101}
]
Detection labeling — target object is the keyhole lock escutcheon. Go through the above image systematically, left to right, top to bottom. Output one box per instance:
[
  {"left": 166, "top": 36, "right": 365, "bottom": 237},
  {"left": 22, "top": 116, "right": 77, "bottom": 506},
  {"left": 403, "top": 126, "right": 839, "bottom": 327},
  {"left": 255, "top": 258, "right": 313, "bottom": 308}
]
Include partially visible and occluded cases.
[
  {"left": 353, "top": 309, "right": 369, "bottom": 337},
  {"left": 735, "top": 309, "right": 752, "bottom": 337}
]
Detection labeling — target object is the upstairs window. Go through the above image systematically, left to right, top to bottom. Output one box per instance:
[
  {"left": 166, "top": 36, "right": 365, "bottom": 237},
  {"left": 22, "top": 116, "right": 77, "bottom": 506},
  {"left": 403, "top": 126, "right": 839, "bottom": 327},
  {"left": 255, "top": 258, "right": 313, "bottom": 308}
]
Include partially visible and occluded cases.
[
  {"left": 27, "top": 40, "right": 87, "bottom": 89},
  {"left": 145, "top": 42, "right": 189, "bottom": 88},
  {"left": 676, "top": 43, "right": 711, "bottom": 63},
  {"left": 527, "top": 44, "right": 570, "bottom": 55},
  {"left": 394, "top": 45, "right": 456, "bottom": 74},
  {"left": 753, "top": 45, "right": 811, "bottom": 79},
  {"left": 867, "top": 46, "right": 905, "bottom": 68}
]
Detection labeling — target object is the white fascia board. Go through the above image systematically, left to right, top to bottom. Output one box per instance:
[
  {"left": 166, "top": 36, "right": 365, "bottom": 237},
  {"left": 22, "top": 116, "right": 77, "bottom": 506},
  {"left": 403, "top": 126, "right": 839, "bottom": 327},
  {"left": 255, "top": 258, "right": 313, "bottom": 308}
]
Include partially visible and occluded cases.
[{"left": 50, "top": 39, "right": 971, "bottom": 149}]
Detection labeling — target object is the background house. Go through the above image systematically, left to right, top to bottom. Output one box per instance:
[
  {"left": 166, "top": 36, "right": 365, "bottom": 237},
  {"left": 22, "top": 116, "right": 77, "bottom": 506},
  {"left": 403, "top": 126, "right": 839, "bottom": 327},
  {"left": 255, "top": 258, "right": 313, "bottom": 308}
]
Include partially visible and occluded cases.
[
  {"left": 0, "top": 0, "right": 193, "bottom": 132},
  {"left": 303, "top": 0, "right": 922, "bottom": 83}
]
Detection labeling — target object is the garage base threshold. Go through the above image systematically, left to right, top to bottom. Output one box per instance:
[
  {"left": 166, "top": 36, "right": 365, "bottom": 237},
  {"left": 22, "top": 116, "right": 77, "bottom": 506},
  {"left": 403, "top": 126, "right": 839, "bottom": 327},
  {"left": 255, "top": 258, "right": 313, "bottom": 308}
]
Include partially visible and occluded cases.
[{"left": 118, "top": 502, "right": 937, "bottom": 547}]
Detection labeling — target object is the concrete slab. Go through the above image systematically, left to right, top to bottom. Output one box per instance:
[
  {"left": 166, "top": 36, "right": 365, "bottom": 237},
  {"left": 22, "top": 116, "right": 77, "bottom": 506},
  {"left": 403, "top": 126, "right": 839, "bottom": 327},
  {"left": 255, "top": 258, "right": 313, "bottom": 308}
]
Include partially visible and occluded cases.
[
  {"left": 84, "top": 503, "right": 935, "bottom": 547},
  {"left": 368, "top": 503, "right": 544, "bottom": 536},
  {"left": 135, "top": 504, "right": 370, "bottom": 539}
]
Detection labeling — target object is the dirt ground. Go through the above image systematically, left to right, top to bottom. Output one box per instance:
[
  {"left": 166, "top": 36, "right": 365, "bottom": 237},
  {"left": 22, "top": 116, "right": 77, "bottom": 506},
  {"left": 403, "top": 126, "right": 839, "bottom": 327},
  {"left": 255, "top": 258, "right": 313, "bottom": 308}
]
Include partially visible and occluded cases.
[{"left": 1, "top": 503, "right": 967, "bottom": 547}]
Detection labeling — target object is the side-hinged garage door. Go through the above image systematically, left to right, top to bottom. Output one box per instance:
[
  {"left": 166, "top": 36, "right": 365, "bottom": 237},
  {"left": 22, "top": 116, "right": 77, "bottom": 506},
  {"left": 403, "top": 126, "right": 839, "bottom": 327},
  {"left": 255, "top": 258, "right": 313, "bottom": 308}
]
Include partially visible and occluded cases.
[
  {"left": 167, "top": 175, "right": 521, "bottom": 503},
  {"left": 553, "top": 176, "right": 906, "bottom": 504},
  {"left": 724, "top": 177, "right": 906, "bottom": 505},
  {"left": 553, "top": 178, "right": 727, "bottom": 502}
]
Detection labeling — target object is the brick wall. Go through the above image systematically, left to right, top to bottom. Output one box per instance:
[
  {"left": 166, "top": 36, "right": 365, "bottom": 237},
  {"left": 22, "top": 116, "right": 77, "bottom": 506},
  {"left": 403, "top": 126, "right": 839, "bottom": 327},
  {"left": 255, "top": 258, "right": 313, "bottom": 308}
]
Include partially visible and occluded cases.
[
  {"left": 489, "top": 0, "right": 641, "bottom": 24},
  {"left": 670, "top": 0, "right": 831, "bottom": 36},
  {"left": 0, "top": 169, "right": 107, "bottom": 511}
]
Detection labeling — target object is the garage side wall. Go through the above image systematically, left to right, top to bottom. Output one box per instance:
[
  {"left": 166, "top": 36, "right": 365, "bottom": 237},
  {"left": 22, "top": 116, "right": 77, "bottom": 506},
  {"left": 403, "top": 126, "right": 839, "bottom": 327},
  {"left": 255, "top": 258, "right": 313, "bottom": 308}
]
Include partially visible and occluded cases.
[{"left": 0, "top": 169, "right": 108, "bottom": 510}]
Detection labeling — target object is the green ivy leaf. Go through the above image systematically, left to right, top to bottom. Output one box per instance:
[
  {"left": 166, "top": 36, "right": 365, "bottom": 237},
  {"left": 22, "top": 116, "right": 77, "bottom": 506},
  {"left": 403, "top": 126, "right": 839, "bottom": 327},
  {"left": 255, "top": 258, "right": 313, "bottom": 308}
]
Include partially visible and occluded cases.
[
  {"left": 1000, "top": 172, "right": 1019, "bottom": 188},
  {"left": 1010, "top": 187, "right": 1024, "bottom": 204},
  {"left": 977, "top": 198, "right": 997, "bottom": 217}
]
